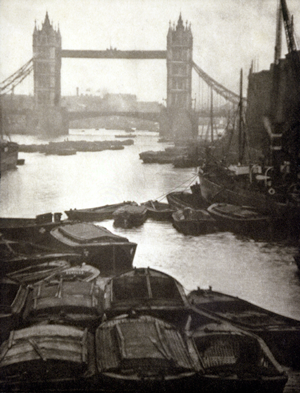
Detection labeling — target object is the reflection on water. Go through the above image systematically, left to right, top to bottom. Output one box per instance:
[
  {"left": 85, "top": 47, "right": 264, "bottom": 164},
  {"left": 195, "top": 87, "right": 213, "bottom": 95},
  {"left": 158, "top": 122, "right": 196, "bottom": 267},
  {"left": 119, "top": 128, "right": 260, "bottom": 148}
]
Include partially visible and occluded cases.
[{"left": 1, "top": 129, "right": 300, "bottom": 320}]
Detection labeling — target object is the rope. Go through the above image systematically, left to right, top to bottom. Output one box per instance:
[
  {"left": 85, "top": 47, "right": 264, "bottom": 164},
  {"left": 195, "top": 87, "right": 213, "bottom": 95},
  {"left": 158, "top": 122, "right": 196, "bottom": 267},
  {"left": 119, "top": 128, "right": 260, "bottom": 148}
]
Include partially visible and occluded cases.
[{"left": 155, "top": 173, "right": 198, "bottom": 202}]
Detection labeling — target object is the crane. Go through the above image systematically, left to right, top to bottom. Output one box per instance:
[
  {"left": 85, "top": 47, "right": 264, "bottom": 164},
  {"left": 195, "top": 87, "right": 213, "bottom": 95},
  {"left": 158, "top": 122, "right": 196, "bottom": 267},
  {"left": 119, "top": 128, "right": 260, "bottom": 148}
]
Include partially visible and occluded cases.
[{"left": 280, "top": 0, "right": 300, "bottom": 83}]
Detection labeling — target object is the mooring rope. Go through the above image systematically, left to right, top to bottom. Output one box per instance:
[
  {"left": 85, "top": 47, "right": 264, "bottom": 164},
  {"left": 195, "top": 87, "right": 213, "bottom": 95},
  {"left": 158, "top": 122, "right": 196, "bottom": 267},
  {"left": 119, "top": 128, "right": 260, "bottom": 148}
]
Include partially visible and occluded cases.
[{"left": 155, "top": 173, "right": 198, "bottom": 202}]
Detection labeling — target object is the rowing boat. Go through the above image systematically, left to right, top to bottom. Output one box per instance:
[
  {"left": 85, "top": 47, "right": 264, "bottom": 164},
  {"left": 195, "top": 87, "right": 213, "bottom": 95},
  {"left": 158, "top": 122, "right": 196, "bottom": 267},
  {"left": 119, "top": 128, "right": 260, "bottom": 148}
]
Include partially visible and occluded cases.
[
  {"left": 65, "top": 201, "right": 138, "bottom": 221},
  {"left": 188, "top": 287, "right": 300, "bottom": 367}
]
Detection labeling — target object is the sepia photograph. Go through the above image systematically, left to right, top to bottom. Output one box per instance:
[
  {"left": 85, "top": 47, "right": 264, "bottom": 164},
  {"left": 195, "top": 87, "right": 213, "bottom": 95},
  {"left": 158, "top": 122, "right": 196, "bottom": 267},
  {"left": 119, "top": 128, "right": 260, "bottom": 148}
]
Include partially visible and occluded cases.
[{"left": 0, "top": 0, "right": 300, "bottom": 391}]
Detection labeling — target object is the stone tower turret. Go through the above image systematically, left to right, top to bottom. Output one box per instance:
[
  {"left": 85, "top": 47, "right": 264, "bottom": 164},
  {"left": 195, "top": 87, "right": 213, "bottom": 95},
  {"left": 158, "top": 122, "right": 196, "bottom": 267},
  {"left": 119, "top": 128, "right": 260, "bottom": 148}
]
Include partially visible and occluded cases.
[
  {"left": 33, "top": 12, "right": 61, "bottom": 107},
  {"left": 166, "top": 14, "right": 195, "bottom": 139},
  {"left": 167, "top": 14, "right": 193, "bottom": 112}
]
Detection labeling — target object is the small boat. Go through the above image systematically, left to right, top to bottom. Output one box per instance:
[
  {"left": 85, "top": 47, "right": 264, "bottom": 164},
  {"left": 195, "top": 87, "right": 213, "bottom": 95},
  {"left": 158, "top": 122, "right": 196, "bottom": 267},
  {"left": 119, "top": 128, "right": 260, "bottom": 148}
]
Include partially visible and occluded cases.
[
  {"left": 125, "top": 127, "right": 136, "bottom": 133},
  {"left": 115, "top": 134, "right": 136, "bottom": 138},
  {"left": 0, "top": 139, "right": 19, "bottom": 173},
  {"left": 44, "top": 145, "right": 76, "bottom": 155},
  {"left": 108, "top": 145, "right": 124, "bottom": 150},
  {"left": 56, "top": 148, "right": 77, "bottom": 155},
  {"left": 139, "top": 150, "right": 175, "bottom": 164},
  {"left": 173, "top": 155, "right": 202, "bottom": 168},
  {"left": 198, "top": 165, "right": 299, "bottom": 228},
  {"left": 167, "top": 190, "right": 208, "bottom": 211},
  {"left": 142, "top": 200, "right": 175, "bottom": 220},
  {"left": 65, "top": 201, "right": 138, "bottom": 221},
  {"left": 207, "top": 203, "right": 272, "bottom": 235},
  {"left": 113, "top": 204, "right": 148, "bottom": 228},
  {"left": 172, "top": 208, "right": 217, "bottom": 236},
  {"left": 0, "top": 212, "right": 62, "bottom": 242},
  {"left": 48, "top": 222, "right": 137, "bottom": 275},
  {"left": 0, "top": 236, "right": 80, "bottom": 276},
  {"left": 6, "top": 260, "right": 71, "bottom": 285},
  {"left": 41, "top": 262, "right": 101, "bottom": 283},
  {"left": 103, "top": 267, "right": 190, "bottom": 322},
  {"left": 23, "top": 276, "right": 103, "bottom": 328},
  {"left": 0, "top": 277, "right": 29, "bottom": 344},
  {"left": 188, "top": 287, "right": 300, "bottom": 368},
  {"left": 95, "top": 314, "right": 201, "bottom": 391},
  {"left": 188, "top": 316, "right": 288, "bottom": 393},
  {"left": 0, "top": 324, "right": 96, "bottom": 391}
]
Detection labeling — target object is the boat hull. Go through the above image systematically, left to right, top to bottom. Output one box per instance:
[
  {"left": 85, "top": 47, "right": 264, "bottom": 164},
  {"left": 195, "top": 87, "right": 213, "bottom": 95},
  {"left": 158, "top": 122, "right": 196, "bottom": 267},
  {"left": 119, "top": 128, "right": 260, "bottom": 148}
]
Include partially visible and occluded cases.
[
  {"left": 0, "top": 141, "right": 19, "bottom": 173},
  {"left": 199, "top": 172, "right": 287, "bottom": 215},
  {"left": 167, "top": 191, "right": 208, "bottom": 211},
  {"left": 142, "top": 201, "right": 174, "bottom": 221},
  {"left": 65, "top": 202, "right": 137, "bottom": 222},
  {"left": 207, "top": 203, "right": 271, "bottom": 238},
  {"left": 113, "top": 205, "right": 148, "bottom": 228},
  {"left": 172, "top": 209, "right": 217, "bottom": 236},
  {"left": 0, "top": 214, "right": 62, "bottom": 242},
  {"left": 49, "top": 223, "right": 137, "bottom": 275},
  {"left": 6, "top": 260, "right": 72, "bottom": 285},
  {"left": 103, "top": 267, "right": 190, "bottom": 324},
  {"left": 23, "top": 278, "right": 103, "bottom": 328},
  {"left": 0, "top": 279, "right": 29, "bottom": 344},
  {"left": 188, "top": 288, "right": 300, "bottom": 368},
  {"left": 96, "top": 315, "right": 201, "bottom": 392},
  {"left": 190, "top": 316, "right": 288, "bottom": 393},
  {"left": 0, "top": 324, "right": 96, "bottom": 391},
  {"left": 99, "top": 372, "right": 199, "bottom": 393},
  {"left": 195, "top": 374, "right": 287, "bottom": 393}
]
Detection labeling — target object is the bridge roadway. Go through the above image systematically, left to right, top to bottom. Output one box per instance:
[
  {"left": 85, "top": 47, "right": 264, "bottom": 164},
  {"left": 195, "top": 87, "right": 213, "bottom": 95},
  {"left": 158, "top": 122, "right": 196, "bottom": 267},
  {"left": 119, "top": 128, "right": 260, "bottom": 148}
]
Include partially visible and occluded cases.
[
  {"left": 61, "top": 50, "right": 167, "bottom": 59},
  {"left": 4, "top": 108, "right": 227, "bottom": 121},
  {"left": 68, "top": 110, "right": 161, "bottom": 122}
]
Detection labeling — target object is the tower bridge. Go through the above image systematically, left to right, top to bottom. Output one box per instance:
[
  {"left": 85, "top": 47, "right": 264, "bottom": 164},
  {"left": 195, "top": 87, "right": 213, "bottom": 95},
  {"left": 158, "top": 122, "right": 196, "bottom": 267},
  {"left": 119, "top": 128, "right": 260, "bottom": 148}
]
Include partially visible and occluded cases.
[
  {"left": 1, "top": 12, "right": 241, "bottom": 138},
  {"left": 60, "top": 50, "right": 167, "bottom": 59},
  {"left": 68, "top": 110, "right": 161, "bottom": 123}
]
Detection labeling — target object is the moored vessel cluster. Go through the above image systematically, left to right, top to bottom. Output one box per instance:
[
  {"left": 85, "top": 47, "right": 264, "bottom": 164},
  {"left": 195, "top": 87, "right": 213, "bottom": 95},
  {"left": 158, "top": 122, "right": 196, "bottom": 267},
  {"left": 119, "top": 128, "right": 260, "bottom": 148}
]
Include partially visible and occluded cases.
[{"left": 0, "top": 210, "right": 299, "bottom": 392}]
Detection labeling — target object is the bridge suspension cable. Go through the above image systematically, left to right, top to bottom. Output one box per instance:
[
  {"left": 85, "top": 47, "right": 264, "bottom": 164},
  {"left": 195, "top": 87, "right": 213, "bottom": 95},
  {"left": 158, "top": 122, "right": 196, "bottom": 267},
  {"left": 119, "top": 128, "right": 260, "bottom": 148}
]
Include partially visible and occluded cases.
[
  {"left": 0, "top": 58, "right": 33, "bottom": 95},
  {"left": 192, "top": 61, "right": 246, "bottom": 105}
]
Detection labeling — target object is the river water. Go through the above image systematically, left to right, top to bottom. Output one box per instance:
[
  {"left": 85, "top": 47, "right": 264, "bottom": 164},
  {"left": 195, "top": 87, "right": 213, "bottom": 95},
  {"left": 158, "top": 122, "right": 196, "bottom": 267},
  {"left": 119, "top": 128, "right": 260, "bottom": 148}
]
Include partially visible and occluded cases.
[{"left": 1, "top": 129, "right": 300, "bottom": 322}]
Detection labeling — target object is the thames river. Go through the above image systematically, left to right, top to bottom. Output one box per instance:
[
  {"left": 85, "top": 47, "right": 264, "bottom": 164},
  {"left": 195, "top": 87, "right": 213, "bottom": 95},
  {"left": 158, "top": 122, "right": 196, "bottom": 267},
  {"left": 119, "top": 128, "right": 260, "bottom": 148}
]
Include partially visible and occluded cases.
[{"left": 1, "top": 129, "right": 300, "bottom": 323}]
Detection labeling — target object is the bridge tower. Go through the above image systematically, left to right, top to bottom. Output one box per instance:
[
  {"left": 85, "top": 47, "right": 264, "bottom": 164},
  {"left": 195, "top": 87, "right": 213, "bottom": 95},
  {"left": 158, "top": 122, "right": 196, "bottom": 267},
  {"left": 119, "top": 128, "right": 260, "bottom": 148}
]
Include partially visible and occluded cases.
[
  {"left": 31, "top": 12, "right": 67, "bottom": 135},
  {"left": 33, "top": 12, "right": 61, "bottom": 106},
  {"left": 165, "top": 14, "right": 196, "bottom": 139}
]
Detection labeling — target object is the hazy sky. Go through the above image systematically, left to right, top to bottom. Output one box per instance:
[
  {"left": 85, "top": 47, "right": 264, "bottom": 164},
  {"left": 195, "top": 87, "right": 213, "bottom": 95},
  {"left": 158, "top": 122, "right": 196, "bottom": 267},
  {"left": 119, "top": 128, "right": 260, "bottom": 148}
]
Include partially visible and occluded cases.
[{"left": 1, "top": 0, "right": 299, "bottom": 102}]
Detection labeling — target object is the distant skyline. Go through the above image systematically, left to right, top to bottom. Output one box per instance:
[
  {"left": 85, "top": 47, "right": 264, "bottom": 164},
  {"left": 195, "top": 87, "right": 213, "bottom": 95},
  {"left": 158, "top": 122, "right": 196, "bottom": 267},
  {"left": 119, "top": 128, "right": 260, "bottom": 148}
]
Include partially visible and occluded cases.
[{"left": 1, "top": 0, "right": 299, "bottom": 103}]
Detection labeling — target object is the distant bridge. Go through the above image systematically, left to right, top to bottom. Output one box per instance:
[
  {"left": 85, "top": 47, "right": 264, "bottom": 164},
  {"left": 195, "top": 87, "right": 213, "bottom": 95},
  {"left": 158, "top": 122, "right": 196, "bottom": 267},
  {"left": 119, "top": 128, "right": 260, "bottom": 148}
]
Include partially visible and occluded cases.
[
  {"left": 1, "top": 13, "right": 243, "bottom": 137},
  {"left": 61, "top": 50, "right": 167, "bottom": 59},
  {"left": 67, "top": 108, "right": 228, "bottom": 122},
  {"left": 68, "top": 110, "right": 161, "bottom": 122}
]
